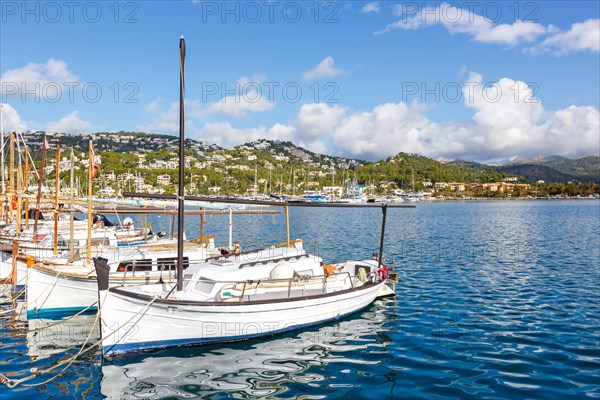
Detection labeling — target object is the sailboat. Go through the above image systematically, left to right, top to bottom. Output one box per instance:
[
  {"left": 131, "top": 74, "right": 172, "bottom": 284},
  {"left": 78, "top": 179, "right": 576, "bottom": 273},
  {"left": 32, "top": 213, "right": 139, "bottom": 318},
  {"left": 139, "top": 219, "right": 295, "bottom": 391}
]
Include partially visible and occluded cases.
[{"left": 93, "top": 37, "right": 405, "bottom": 357}]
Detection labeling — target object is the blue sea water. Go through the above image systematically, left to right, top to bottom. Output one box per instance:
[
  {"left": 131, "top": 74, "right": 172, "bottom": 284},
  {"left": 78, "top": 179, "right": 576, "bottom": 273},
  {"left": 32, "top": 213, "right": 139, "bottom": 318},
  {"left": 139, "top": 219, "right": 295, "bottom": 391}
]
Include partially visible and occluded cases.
[{"left": 1, "top": 200, "right": 599, "bottom": 399}]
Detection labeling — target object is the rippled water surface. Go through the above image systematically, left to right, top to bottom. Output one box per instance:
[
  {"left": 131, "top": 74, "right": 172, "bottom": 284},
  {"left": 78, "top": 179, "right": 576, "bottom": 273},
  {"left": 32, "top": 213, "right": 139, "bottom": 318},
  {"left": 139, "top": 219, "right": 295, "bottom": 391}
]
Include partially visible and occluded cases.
[{"left": 1, "top": 200, "right": 599, "bottom": 399}]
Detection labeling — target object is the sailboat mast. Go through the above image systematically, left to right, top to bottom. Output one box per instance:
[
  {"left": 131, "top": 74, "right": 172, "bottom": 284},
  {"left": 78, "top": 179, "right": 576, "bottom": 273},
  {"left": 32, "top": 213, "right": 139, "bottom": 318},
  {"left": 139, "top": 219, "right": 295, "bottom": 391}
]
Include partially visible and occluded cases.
[
  {"left": 176, "top": 36, "right": 186, "bottom": 291},
  {"left": 0, "top": 104, "right": 4, "bottom": 195},
  {"left": 33, "top": 134, "right": 47, "bottom": 243},
  {"left": 87, "top": 140, "right": 93, "bottom": 265},
  {"left": 24, "top": 147, "right": 29, "bottom": 229},
  {"left": 53, "top": 148, "right": 60, "bottom": 255},
  {"left": 69, "top": 148, "right": 75, "bottom": 262}
]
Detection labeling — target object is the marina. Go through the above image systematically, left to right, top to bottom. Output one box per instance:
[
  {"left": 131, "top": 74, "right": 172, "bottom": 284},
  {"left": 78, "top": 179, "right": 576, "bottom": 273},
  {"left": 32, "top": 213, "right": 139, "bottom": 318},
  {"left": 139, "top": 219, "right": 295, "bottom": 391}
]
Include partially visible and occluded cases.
[
  {"left": 1, "top": 2, "right": 599, "bottom": 398},
  {"left": 0, "top": 200, "right": 598, "bottom": 398}
]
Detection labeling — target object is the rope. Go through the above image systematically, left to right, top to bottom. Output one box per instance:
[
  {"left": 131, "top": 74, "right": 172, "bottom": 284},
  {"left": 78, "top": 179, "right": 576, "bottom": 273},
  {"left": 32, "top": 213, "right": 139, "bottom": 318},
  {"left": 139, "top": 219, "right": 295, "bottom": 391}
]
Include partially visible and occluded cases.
[
  {"left": 0, "top": 286, "right": 26, "bottom": 305},
  {"left": 0, "top": 295, "right": 158, "bottom": 388},
  {"left": 27, "top": 302, "right": 97, "bottom": 333},
  {"left": 0, "top": 308, "right": 16, "bottom": 316}
]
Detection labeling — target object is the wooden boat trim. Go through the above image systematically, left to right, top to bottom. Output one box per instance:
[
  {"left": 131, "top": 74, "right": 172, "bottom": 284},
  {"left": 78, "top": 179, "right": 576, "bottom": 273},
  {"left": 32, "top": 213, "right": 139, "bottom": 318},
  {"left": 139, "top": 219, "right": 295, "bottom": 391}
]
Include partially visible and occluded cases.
[{"left": 108, "top": 280, "right": 381, "bottom": 307}]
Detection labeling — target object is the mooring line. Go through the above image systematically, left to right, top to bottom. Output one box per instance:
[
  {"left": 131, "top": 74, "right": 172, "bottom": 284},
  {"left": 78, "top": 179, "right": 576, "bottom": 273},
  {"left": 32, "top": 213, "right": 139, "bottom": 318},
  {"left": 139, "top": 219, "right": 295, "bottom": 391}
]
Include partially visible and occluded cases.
[
  {"left": 0, "top": 286, "right": 26, "bottom": 305},
  {"left": 0, "top": 295, "right": 158, "bottom": 388},
  {"left": 27, "top": 302, "right": 98, "bottom": 333}
]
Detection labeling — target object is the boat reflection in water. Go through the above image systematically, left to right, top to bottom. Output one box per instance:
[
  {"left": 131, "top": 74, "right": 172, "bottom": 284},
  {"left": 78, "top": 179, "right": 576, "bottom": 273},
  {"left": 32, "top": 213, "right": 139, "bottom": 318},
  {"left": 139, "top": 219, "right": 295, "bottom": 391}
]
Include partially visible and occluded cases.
[
  {"left": 100, "top": 299, "right": 394, "bottom": 399},
  {"left": 26, "top": 313, "right": 99, "bottom": 360}
]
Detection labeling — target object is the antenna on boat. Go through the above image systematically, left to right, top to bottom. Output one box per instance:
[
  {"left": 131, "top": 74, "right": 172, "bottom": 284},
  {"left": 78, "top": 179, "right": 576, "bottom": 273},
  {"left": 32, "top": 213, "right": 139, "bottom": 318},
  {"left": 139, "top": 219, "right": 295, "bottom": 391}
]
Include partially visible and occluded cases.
[
  {"left": 176, "top": 35, "right": 186, "bottom": 291},
  {"left": 377, "top": 204, "right": 387, "bottom": 269}
]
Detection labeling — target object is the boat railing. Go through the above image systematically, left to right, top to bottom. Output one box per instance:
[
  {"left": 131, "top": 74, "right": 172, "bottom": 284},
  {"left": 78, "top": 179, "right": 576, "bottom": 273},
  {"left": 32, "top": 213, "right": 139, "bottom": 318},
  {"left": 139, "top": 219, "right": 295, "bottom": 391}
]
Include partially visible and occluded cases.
[
  {"left": 238, "top": 254, "right": 310, "bottom": 269},
  {"left": 163, "top": 270, "right": 358, "bottom": 301}
]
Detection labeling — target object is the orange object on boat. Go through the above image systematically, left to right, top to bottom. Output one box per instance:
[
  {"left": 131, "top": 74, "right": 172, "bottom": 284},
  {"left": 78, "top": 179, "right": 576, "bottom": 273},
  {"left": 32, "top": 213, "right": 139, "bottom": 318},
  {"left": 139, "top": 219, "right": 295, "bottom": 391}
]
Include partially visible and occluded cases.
[{"left": 323, "top": 264, "right": 336, "bottom": 275}]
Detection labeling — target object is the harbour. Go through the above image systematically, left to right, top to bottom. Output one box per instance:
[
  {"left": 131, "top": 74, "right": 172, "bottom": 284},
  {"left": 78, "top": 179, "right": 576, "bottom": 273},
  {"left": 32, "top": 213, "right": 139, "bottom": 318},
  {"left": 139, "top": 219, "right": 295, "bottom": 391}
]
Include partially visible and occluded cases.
[
  {"left": 1, "top": 1, "right": 599, "bottom": 398},
  {"left": 1, "top": 200, "right": 599, "bottom": 398}
]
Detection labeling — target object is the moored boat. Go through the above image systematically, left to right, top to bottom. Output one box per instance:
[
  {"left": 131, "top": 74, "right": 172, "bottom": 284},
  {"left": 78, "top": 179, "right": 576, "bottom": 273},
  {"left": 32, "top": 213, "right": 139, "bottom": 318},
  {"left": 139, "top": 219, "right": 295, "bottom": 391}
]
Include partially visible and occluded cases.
[{"left": 94, "top": 251, "right": 391, "bottom": 356}]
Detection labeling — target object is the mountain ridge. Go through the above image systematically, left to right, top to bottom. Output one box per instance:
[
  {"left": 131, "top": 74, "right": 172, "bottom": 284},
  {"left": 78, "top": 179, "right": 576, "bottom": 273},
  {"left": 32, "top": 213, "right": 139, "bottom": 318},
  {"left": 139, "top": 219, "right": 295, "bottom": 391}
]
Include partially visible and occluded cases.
[{"left": 22, "top": 131, "right": 600, "bottom": 184}]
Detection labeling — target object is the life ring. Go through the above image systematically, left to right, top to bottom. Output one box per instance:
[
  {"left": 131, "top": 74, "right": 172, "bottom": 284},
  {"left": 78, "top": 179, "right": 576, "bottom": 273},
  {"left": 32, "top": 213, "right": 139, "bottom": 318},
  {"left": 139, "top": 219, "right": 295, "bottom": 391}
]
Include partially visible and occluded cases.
[
  {"left": 11, "top": 194, "right": 17, "bottom": 210},
  {"left": 377, "top": 265, "right": 389, "bottom": 281}
]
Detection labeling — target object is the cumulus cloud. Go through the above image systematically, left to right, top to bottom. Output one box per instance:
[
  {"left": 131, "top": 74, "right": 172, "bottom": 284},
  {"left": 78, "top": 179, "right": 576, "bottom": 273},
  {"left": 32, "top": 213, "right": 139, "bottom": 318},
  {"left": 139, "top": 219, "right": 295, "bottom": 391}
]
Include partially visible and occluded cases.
[
  {"left": 361, "top": 2, "right": 380, "bottom": 14},
  {"left": 378, "top": 3, "right": 547, "bottom": 46},
  {"left": 536, "top": 19, "right": 600, "bottom": 55},
  {"left": 304, "top": 57, "right": 344, "bottom": 80},
  {"left": 0, "top": 59, "right": 80, "bottom": 102},
  {"left": 139, "top": 73, "right": 599, "bottom": 163},
  {"left": 284, "top": 73, "right": 598, "bottom": 162},
  {"left": 207, "top": 75, "right": 275, "bottom": 117},
  {"left": 207, "top": 93, "right": 275, "bottom": 117},
  {"left": 137, "top": 99, "right": 205, "bottom": 134},
  {"left": 0, "top": 103, "right": 26, "bottom": 133},
  {"left": 295, "top": 103, "right": 347, "bottom": 139},
  {"left": 46, "top": 111, "right": 91, "bottom": 134},
  {"left": 197, "top": 122, "right": 296, "bottom": 148}
]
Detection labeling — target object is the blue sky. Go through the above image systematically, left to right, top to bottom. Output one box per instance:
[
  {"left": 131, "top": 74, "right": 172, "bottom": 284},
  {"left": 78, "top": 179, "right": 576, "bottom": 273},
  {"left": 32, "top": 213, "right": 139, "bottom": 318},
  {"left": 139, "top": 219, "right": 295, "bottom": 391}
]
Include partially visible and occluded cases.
[{"left": 1, "top": 1, "right": 599, "bottom": 162}]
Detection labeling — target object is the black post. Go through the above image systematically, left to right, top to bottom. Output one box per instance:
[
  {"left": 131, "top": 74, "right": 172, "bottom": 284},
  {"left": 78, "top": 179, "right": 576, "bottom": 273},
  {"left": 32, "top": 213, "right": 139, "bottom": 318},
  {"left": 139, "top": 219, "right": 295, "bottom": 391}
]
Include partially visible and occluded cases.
[
  {"left": 177, "top": 36, "right": 186, "bottom": 291},
  {"left": 378, "top": 204, "right": 388, "bottom": 269}
]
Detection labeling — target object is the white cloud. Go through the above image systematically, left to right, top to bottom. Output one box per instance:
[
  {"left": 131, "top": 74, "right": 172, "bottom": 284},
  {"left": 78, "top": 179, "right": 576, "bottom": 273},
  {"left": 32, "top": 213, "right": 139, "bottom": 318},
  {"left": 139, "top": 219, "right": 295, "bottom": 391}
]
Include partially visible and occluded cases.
[
  {"left": 361, "top": 2, "right": 380, "bottom": 14},
  {"left": 378, "top": 3, "right": 547, "bottom": 46},
  {"left": 537, "top": 19, "right": 600, "bottom": 55},
  {"left": 304, "top": 57, "right": 344, "bottom": 80},
  {"left": 0, "top": 59, "right": 80, "bottom": 101},
  {"left": 290, "top": 74, "right": 598, "bottom": 162},
  {"left": 139, "top": 75, "right": 599, "bottom": 162},
  {"left": 205, "top": 75, "right": 276, "bottom": 117},
  {"left": 207, "top": 92, "right": 275, "bottom": 117},
  {"left": 137, "top": 99, "right": 205, "bottom": 134},
  {"left": 0, "top": 103, "right": 26, "bottom": 133},
  {"left": 295, "top": 103, "right": 347, "bottom": 139},
  {"left": 46, "top": 111, "right": 91, "bottom": 134},
  {"left": 197, "top": 122, "right": 295, "bottom": 148}
]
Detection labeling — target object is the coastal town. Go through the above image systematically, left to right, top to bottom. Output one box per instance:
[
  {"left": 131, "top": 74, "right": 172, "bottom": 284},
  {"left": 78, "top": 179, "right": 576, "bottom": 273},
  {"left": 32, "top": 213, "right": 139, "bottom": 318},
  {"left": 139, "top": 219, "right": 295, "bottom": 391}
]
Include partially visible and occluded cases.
[{"left": 12, "top": 131, "right": 600, "bottom": 201}]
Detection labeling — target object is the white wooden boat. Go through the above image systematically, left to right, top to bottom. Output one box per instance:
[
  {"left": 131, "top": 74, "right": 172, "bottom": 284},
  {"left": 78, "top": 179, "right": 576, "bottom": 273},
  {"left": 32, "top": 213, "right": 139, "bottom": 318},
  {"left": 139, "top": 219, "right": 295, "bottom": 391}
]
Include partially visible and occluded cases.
[{"left": 94, "top": 252, "right": 392, "bottom": 356}]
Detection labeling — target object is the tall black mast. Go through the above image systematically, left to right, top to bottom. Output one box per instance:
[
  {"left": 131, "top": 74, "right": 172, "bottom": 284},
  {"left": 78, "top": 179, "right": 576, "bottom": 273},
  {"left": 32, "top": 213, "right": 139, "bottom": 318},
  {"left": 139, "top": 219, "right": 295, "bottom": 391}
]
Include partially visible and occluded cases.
[{"left": 177, "top": 36, "right": 186, "bottom": 291}]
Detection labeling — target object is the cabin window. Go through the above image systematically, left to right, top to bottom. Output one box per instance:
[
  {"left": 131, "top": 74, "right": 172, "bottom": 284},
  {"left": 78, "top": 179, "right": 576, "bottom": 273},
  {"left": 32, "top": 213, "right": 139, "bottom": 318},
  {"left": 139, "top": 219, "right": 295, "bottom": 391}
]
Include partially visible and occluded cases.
[
  {"left": 157, "top": 257, "right": 190, "bottom": 271},
  {"left": 117, "top": 259, "right": 152, "bottom": 272},
  {"left": 296, "top": 269, "right": 314, "bottom": 277},
  {"left": 193, "top": 279, "right": 215, "bottom": 294}
]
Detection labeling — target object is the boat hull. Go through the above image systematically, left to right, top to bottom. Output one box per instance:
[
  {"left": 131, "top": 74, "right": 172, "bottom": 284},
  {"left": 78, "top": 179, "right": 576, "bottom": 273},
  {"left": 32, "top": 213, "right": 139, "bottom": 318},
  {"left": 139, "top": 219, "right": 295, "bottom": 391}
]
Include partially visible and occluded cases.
[
  {"left": 26, "top": 264, "right": 165, "bottom": 318},
  {"left": 99, "top": 281, "right": 384, "bottom": 356}
]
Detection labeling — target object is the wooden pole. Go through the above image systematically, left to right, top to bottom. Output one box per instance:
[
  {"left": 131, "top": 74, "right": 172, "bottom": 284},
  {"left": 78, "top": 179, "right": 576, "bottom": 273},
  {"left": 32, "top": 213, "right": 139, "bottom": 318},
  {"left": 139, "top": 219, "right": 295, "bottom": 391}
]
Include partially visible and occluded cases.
[
  {"left": 176, "top": 36, "right": 186, "bottom": 291},
  {"left": 8, "top": 133, "right": 14, "bottom": 220},
  {"left": 33, "top": 135, "right": 47, "bottom": 243},
  {"left": 87, "top": 140, "right": 93, "bottom": 265},
  {"left": 24, "top": 146, "right": 29, "bottom": 229},
  {"left": 53, "top": 148, "right": 60, "bottom": 255},
  {"left": 69, "top": 148, "right": 75, "bottom": 262},
  {"left": 15, "top": 161, "right": 21, "bottom": 237},
  {"left": 285, "top": 205, "right": 290, "bottom": 246},
  {"left": 199, "top": 207, "right": 204, "bottom": 241},
  {"left": 11, "top": 241, "right": 18, "bottom": 285}
]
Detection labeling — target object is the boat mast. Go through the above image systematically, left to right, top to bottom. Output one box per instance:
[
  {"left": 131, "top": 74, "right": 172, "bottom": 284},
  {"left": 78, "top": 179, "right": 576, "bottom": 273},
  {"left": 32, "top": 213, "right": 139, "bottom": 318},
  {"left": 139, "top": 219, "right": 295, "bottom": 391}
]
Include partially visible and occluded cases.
[
  {"left": 176, "top": 36, "right": 186, "bottom": 291},
  {"left": 0, "top": 104, "right": 4, "bottom": 196},
  {"left": 8, "top": 133, "right": 14, "bottom": 221},
  {"left": 33, "top": 134, "right": 47, "bottom": 243},
  {"left": 87, "top": 140, "right": 94, "bottom": 265},
  {"left": 24, "top": 146, "right": 29, "bottom": 229},
  {"left": 53, "top": 147, "right": 60, "bottom": 255},
  {"left": 69, "top": 148, "right": 75, "bottom": 262},
  {"left": 377, "top": 204, "right": 387, "bottom": 269}
]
